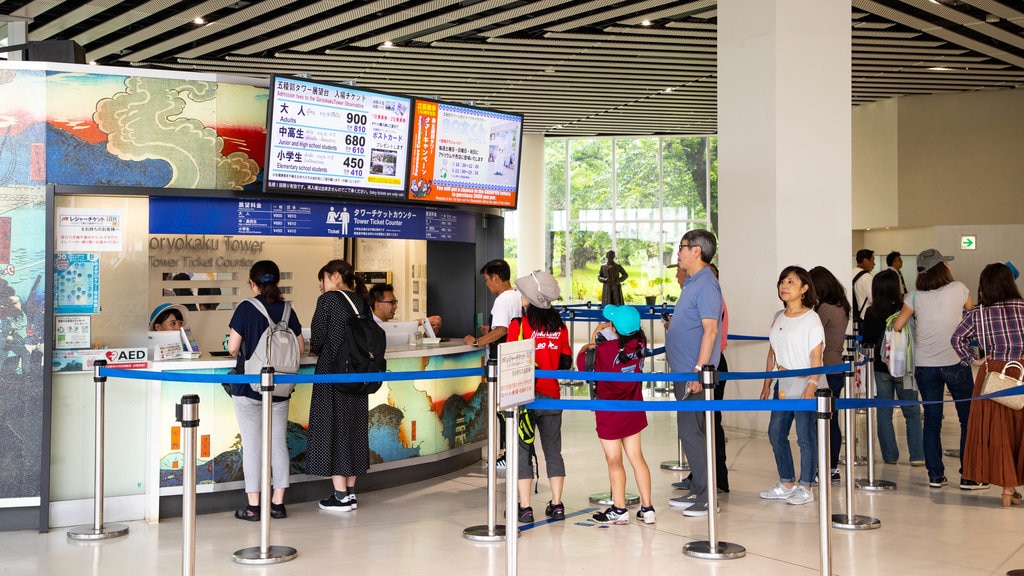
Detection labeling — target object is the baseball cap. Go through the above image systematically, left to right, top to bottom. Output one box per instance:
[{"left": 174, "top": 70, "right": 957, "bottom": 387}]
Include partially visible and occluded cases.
[
  {"left": 916, "top": 248, "right": 954, "bottom": 273},
  {"left": 603, "top": 305, "right": 640, "bottom": 336}
]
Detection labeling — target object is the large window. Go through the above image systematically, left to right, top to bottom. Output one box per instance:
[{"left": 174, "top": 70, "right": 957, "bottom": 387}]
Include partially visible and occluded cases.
[{"left": 541, "top": 136, "right": 718, "bottom": 304}]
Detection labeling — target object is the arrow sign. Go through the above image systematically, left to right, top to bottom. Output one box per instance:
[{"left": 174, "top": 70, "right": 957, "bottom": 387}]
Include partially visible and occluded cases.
[{"left": 961, "top": 235, "right": 976, "bottom": 250}]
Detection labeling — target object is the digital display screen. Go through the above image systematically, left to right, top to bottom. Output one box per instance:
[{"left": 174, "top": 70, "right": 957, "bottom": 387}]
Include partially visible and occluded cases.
[
  {"left": 264, "top": 75, "right": 413, "bottom": 200},
  {"left": 407, "top": 99, "right": 523, "bottom": 209}
]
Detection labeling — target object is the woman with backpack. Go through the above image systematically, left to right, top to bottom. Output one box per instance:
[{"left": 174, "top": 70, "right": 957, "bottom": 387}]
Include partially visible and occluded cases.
[
  {"left": 308, "top": 259, "right": 375, "bottom": 512},
  {"left": 227, "top": 260, "right": 305, "bottom": 521},
  {"left": 861, "top": 269, "right": 924, "bottom": 467},
  {"left": 506, "top": 270, "right": 572, "bottom": 524},
  {"left": 577, "top": 305, "right": 655, "bottom": 525}
]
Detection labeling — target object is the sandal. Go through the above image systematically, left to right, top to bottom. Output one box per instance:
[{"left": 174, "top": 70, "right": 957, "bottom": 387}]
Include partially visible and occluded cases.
[
  {"left": 270, "top": 502, "right": 287, "bottom": 519},
  {"left": 234, "top": 504, "right": 260, "bottom": 521}
]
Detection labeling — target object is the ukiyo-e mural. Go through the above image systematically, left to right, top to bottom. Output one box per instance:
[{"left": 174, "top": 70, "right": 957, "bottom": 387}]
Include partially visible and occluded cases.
[
  {"left": 0, "top": 68, "right": 47, "bottom": 500},
  {"left": 45, "top": 71, "right": 268, "bottom": 191}
]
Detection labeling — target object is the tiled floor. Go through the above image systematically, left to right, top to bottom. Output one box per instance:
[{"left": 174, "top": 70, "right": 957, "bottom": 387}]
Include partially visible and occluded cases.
[{"left": 3, "top": 405, "right": 1023, "bottom": 576}]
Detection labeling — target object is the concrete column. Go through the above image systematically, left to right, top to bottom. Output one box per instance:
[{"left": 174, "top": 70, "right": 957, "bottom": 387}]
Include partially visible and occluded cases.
[
  {"left": 717, "top": 0, "right": 851, "bottom": 430},
  {"left": 7, "top": 21, "right": 27, "bottom": 61},
  {"left": 516, "top": 132, "right": 546, "bottom": 275}
]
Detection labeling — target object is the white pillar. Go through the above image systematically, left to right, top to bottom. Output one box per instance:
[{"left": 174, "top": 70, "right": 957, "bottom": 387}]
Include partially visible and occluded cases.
[
  {"left": 718, "top": 0, "right": 851, "bottom": 429},
  {"left": 7, "top": 21, "right": 27, "bottom": 61},
  {"left": 516, "top": 132, "right": 546, "bottom": 274}
]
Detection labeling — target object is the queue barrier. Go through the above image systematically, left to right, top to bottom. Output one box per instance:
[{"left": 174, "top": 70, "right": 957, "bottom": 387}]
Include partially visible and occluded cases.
[{"left": 89, "top": 360, "right": 1024, "bottom": 576}]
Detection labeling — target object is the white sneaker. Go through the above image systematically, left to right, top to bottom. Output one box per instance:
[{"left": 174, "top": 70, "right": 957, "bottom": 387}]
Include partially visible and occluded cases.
[
  {"left": 760, "top": 482, "right": 798, "bottom": 500},
  {"left": 786, "top": 485, "right": 815, "bottom": 505},
  {"left": 668, "top": 494, "right": 698, "bottom": 509},
  {"left": 636, "top": 506, "right": 656, "bottom": 524}
]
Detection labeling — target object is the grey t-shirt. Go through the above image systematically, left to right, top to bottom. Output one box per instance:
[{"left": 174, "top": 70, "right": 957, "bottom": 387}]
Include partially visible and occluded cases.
[{"left": 907, "top": 281, "right": 969, "bottom": 367}]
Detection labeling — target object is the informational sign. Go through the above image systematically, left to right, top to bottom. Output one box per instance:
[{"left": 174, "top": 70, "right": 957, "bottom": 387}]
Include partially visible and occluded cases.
[
  {"left": 265, "top": 75, "right": 412, "bottom": 201},
  {"left": 408, "top": 99, "right": 523, "bottom": 209},
  {"left": 149, "top": 197, "right": 475, "bottom": 243},
  {"left": 56, "top": 207, "right": 123, "bottom": 252},
  {"left": 961, "top": 235, "right": 976, "bottom": 250},
  {"left": 53, "top": 252, "right": 100, "bottom": 314},
  {"left": 55, "top": 315, "right": 91, "bottom": 349},
  {"left": 497, "top": 339, "right": 536, "bottom": 410},
  {"left": 52, "top": 348, "right": 148, "bottom": 371}
]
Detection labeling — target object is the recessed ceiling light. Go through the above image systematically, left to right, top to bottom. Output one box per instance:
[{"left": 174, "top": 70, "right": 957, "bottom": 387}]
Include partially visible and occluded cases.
[
  {"left": 193, "top": 17, "right": 205, "bottom": 25},
  {"left": 641, "top": 20, "right": 652, "bottom": 26},
  {"left": 382, "top": 40, "right": 394, "bottom": 48},
  {"left": 928, "top": 66, "right": 953, "bottom": 71},
  {"left": 664, "top": 87, "right": 674, "bottom": 93}
]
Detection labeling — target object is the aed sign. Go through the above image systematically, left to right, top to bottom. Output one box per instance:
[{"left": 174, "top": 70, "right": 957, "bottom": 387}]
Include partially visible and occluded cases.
[
  {"left": 961, "top": 235, "right": 977, "bottom": 251},
  {"left": 101, "top": 348, "right": 149, "bottom": 369}
]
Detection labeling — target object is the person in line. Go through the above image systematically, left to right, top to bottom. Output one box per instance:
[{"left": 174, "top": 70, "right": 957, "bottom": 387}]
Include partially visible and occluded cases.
[
  {"left": 665, "top": 229, "right": 721, "bottom": 517},
  {"left": 852, "top": 248, "right": 875, "bottom": 324},
  {"left": 892, "top": 248, "right": 986, "bottom": 490},
  {"left": 598, "top": 250, "right": 628, "bottom": 305},
  {"left": 887, "top": 251, "right": 908, "bottom": 297},
  {"left": 308, "top": 259, "right": 374, "bottom": 511},
  {"left": 463, "top": 259, "right": 521, "bottom": 468},
  {"left": 226, "top": 260, "right": 305, "bottom": 521},
  {"left": 671, "top": 263, "right": 730, "bottom": 494},
  {"left": 952, "top": 263, "right": 1024, "bottom": 507},
  {"left": 759, "top": 266, "right": 824, "bottom": 506},
  {"left": 808, "top": 266, "right": 853, "bottom": 482},
  {"left": 506, "top": 270, "right": 571, "bottom": 523},
  {"left": 861, "top": 270, "right": 924, "bottom": 466},
  {"left": 367, "top": 283, "right": 441, "bottom": 333},
  {"left": 149, "top": 303, "right": 187, "bottom": 331},
  {"left": 579, "top": 304, "right": 655, "bottom": 524}
]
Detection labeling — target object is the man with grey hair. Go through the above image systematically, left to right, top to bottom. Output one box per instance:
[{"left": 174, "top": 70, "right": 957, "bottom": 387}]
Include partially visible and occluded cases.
[{"left": 665, "top": 229, "right": 722, "bottom": 517}]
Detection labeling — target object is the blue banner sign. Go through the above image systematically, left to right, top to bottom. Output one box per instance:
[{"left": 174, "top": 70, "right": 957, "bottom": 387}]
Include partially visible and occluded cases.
[{"left": 149, "top": 197, "right": 475, "bottom": 242}]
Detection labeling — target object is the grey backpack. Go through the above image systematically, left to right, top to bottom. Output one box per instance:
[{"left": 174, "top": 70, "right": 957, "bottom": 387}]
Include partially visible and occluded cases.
[{"left": 244, "top": 298, "right": 299, "bottom": 397}]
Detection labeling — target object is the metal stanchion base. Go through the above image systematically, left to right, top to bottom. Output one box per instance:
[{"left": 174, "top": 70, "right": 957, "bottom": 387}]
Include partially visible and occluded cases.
[
  {"left": 944, "top": 449, "right": 960, "bottom": 458},
  {"left": 660, "top": 460, "right": 690, "bottom": 471},
  {"left": 856, "top": 478, "right": 897, "bottom": 491},
  {"left": 589, "top": 491, "right": 640, "bottom": 506},
  {"left": 831, "top": 513, "right": 881, "bottom": 530},
  {"left": 67, "top": 524, "right": 129, "bottom": 541},
  {"left": 463, "top": 525, "right": 508, "bottom": 542},
  {"left": 683, "top": 541, "right": 746, "bottom": 560},
  {"left": 233, "top": 545, "right": 298, "bottom": 564},
  {"left": 1006, "top": 569, "right": 1024, "bottom": 576}
]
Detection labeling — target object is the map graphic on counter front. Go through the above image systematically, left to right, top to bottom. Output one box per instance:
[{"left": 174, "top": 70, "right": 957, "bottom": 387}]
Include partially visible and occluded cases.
[{"left": 265, "top": 76, "right": 412, "bottom": 200}]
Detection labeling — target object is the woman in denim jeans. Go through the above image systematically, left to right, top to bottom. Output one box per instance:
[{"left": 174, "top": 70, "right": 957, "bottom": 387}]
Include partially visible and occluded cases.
[
  {"left": 892, "top": 249, "right": 982, "bottom": 490},
  {"left": 759, "top": 266, "right": 824, "bottom": 506},
  {"left": 861, "top": 270, "right": 924, "bottom": 466}
]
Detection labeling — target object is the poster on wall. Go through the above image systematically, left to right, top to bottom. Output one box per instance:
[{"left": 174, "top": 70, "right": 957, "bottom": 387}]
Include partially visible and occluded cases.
[
  {"left": 56, "top": 207, "right": 123, "bottom": 252},
  {"left": 54, "top": 253, "right": 101, "bottom": 314},
  {"left": 55, "top": 315, "right": 91, "bottom": 349}
]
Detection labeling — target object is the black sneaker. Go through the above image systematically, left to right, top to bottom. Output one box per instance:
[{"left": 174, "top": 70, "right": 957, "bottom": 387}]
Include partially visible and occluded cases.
[
  {"left": 495, "top": 453, "right": 507, "bottom": 469},
  {"left": 831, "top": 468, "right": 841, "bottom": 484},
  {"left": 928, "top": 476, "right": 948, "bottom": 488},
  {"left": 960, "top": 478, "right": 991, "bottom": 491},
  {"left": 339, "top": 492, "right": 357, "bottom": 509},
  {"left": 319, "top": 493, "right": 353, "bottom": 512},
  {"left": 544, "top": 501, "right": 565, "bottom": 520},
  {"left": 270, "top": 503, "right": 287, "bottom": 519},
  {"left": 235, "top": 504, "right": 259, "bottom": 522},
  {"left": 517, "top": 505, "right": 534, "bottom": 523},
  {"left": 636, "top": 505, "right": 656, "bottom": 524},
  {"left": 592, "top": 506, "right": 629, "bottom": 524}
]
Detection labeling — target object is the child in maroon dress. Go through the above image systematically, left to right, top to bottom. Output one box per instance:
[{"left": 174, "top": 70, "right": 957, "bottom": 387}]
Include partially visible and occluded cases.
[{"left": 577, "top": 305, "right": 654, "bottom": 524}]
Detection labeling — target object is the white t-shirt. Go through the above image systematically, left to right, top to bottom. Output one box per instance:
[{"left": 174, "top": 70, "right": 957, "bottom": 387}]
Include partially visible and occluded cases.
[
  {"left": 852, "top": 267, "right": 873, "bottom": 317},
  {"left": 907, "top": 281, "right": 969, "bottom": 367},
  {"left": 490, "top": 288, "right": 522, "bottom": 331},
  {"left": 768, "top": 309, "right": 825, "bottom": 399}
]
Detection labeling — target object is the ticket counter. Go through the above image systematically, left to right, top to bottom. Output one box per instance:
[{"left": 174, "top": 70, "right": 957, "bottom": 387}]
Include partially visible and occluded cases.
[{"left": 50, "top": 343, "right": 486, "bottom": 525}]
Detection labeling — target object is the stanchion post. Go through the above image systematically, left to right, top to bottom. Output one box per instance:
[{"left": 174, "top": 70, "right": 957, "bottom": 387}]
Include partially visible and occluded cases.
[
  {"left": 857, "top": 345, "right": 896, "bottom": 491},
  {"left": 832, "top": 354, "right": 881, "bottom": 531},
  {"left": 464, "top": 359, "right": 507, "bottom": 541},
  {"left": 67, "top": 360, "right": 129, "bottom": 541},
  {"left": 684, "top": 366, "right": 745, "bottom": 560},
  {"left": 234, "top": 368, "right": 297, "bottom": 564},
  {"left": 816, "top": 388, "right": 833, "bottom": 576},
  {"left": 177, "top": 395, "right": 199, "bottom": 576},
  {"left": 505, "top": 408, "right": 519, "bottom": 576}
]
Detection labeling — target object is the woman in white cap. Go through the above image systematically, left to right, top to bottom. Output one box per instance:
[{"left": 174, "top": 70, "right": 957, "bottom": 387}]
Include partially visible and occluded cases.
[
  {"left": 892, "top": 248, "right": 982, "bottom": 490},
  {"left": 507, "top": 270, "right": 571, "bottom": 524},
  {"left": 149, "top": 303, "right": 187, "bottom": 331},
  {"left": 578, "top": 304, "right": 654, "bottom": 525}
]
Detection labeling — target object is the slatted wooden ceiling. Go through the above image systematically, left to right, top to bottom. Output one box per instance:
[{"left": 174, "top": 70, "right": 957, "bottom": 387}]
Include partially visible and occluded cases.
[{"left": 1, "top": 0, "right": 1022, "bottom": 136}]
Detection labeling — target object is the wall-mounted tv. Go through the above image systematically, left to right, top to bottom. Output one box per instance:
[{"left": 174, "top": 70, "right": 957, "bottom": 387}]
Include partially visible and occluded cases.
[
  {"left": 264, "top": 75, "right": 413, "bottom": 201},
  {"left": 407, "top": 99, "right": 523, "bottom": 209}
]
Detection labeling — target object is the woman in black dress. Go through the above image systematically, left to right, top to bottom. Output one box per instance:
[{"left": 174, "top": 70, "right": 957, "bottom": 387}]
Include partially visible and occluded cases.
[{"left": 308, "top": 259, "right": 372, "bottom": 512}]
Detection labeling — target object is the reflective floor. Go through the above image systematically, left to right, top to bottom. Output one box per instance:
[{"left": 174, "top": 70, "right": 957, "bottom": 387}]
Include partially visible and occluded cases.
[{"left": 4, "top": 406, "right": 1023, "bottom": 576}]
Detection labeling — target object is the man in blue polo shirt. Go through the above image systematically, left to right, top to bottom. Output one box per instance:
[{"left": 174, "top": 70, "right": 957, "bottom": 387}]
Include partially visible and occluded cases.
[{"left": 665, "top": 229, "right": 722, "bottom": 517}]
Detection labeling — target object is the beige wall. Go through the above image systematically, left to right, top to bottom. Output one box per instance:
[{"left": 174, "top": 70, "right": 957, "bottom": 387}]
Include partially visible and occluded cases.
[{"left": 852, "top": 97, "right": 898, "bottom": 230}]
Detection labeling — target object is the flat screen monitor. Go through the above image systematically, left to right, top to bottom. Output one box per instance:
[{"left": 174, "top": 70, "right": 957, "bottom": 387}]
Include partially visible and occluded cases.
[
  {"left": 264, "top": 75, "right": 413, "bottom": 201},
  {"left": 407, "top": 99, "right": 523, "bottom": 209}
]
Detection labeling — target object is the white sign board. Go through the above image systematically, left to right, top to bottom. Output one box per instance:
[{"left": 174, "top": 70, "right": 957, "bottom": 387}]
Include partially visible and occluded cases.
[{"left": 497, "top": 339, "right": 535, "bottom": 410}]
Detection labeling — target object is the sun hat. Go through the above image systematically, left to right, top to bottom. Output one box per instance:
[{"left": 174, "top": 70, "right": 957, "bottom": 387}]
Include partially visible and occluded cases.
[
  {"left": 916, "top": 248, "right": 954, "bottom": 273},
  {"left": 514, "top": 270, "right": 561, "bottom": 309},
  {"left": 149, "top": 303, "right": 188, "bottom": 330},
  {"left": 603, "top": 305, "right": 641, "bottom": 336}
]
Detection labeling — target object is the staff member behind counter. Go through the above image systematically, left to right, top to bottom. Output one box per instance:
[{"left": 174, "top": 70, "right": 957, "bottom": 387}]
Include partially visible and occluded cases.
[
  {"left": 367, "top": 283, "right": 442, "bottom": 334},
  {"left": 150, "top": 303, "right": 188, "bottom": 331}
]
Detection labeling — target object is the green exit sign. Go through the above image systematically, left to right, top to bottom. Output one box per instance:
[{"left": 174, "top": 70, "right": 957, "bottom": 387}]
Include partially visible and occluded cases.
[{"left": 961, "top": 235, "right": 976, "bottom": 250}]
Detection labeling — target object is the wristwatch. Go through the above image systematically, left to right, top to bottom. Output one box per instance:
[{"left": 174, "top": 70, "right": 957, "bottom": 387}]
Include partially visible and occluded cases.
[{"left": 472, "top": 339, "right": 478, "bottom": 346}]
